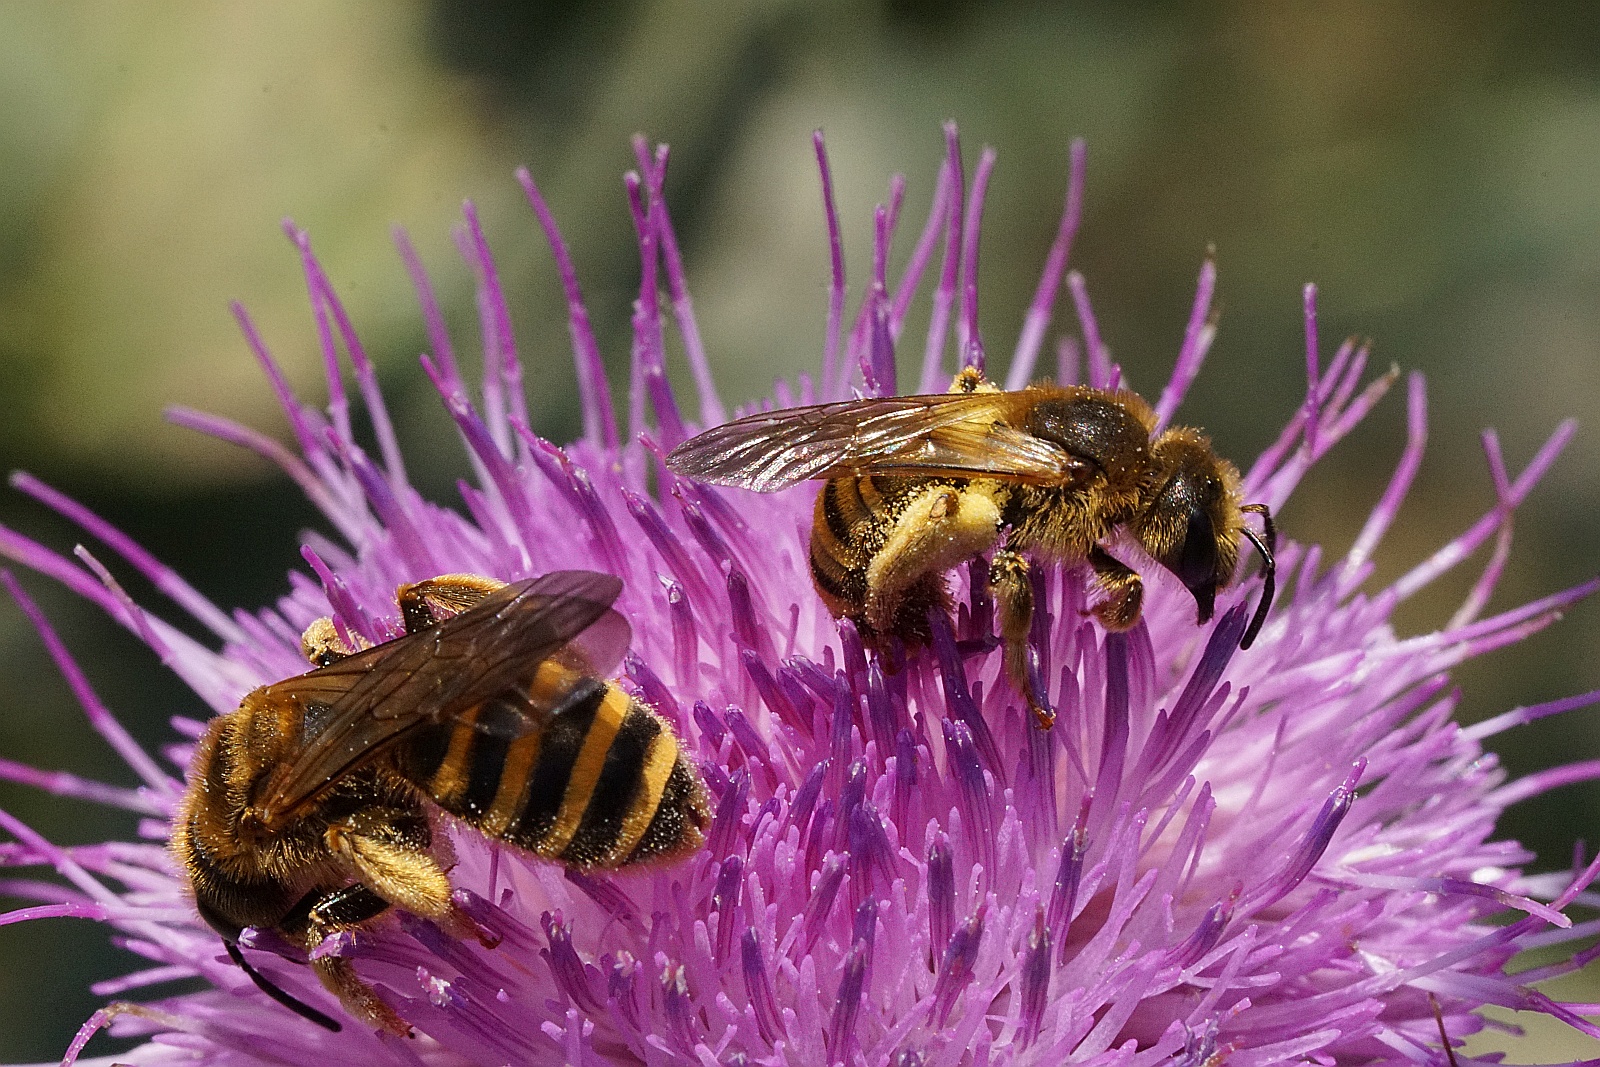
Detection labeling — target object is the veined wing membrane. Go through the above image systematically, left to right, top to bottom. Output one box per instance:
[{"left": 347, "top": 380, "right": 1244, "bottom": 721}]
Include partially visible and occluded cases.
[
  {"left": 665, "top": 392, "right": 1075, "bottom": 491},
  {"left": 259, "top": 570, "right": 625, "bottom": 822}
]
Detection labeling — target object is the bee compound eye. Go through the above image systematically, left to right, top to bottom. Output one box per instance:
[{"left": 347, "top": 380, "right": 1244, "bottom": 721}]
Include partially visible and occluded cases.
[{"left": 1170, "top": 506, "right": 1220, "bottom": 623}]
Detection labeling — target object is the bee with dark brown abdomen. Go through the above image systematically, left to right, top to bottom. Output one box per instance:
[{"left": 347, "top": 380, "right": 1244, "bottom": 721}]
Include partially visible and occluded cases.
[
  {"left": 666, "top": 368, "right": 1276, "bottom": 729},
  {"left": 174, "top": 571, "right": 710, "bottom": 1035}
]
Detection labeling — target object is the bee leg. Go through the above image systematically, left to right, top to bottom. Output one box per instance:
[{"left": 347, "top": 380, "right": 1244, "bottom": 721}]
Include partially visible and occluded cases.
[
  {"left": 948, "top": 366, "right": 999, "bottom": 394},
  {"left": 863, "top": 483, "right": 1003, "bottom": 641},
  {"left": 1087, "top": 545, "right": 1144, "bottom": 631},
  {"left": 990, "top": 547, "right": 1053, "bottom": 730},
  {"left": 396, "top": 573, "right": 506, "bottom": 634},
  {"left": 299, "top": 617, "right": 365, "bottom": 667},
  {"left": 324, "top": 806, "right": 472, "bottom": 932},
  {"left": 297, "top": 884, "right": 411, "bottom": 1036}
]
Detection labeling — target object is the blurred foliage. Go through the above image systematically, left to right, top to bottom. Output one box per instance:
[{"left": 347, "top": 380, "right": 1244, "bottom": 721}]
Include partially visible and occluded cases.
[{"left": 3, "top": 0, "right": 1600, "bottom": 1059}]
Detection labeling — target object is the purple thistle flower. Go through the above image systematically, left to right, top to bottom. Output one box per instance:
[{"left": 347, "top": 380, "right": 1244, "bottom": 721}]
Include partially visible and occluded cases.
[{"left": 3, "top": 125, "right": 1600, "bottom": 1066}]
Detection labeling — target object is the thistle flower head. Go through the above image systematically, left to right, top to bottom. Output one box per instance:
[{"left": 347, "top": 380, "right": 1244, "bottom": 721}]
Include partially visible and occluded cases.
[{"left": 3, "top": 126, "right": 1600, "bottom": 1066}]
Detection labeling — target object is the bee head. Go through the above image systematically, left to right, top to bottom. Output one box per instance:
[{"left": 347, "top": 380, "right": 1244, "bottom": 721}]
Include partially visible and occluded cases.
[{"left": 1137, "top": 430, "right": 1242, "bottom": 627}]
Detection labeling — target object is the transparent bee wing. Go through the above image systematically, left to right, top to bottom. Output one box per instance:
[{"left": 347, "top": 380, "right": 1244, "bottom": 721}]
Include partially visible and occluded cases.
[
  {"left": 665, "top": 392, "right": 1077, "bottom": 491},
  {"left": 259, "top": 570, "right": 626, "bottom": 821}
]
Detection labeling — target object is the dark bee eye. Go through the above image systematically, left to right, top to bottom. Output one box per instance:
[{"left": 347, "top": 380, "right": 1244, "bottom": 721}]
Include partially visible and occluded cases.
[{"left": 1175, "top": 507, "right": 1218, "bottom": 590}]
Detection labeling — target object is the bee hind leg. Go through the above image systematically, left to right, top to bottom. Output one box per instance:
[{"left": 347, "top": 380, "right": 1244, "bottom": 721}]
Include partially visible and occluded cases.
[
  {"left": 863, "top": 483, "right": 1003, "bottom": 642},
  {"left": 990, "top": 548, "right": 1053, "bottom": 730},
  {"left": 325, "top": 804, "right": 485, "bottom": 945}
]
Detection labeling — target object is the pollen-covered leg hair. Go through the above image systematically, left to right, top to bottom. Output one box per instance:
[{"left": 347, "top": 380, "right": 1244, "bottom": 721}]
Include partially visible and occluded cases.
[
  {"left": 948, "top": 365, "right": 1000, "bottom": 394},
  {"left": 863, "top": 483, "right": 1003, "bottom": 640},
  {"left": 1087, "top": 545, "right": 1143, "bottom": 631},
  {"left": 989, "top": 547, "right": 1052, "bottom": 729},
  {"left": 300, "top": 617, "right": 366, "bottom": 668},
  {"left": 325, "top": 808, "right": 455, "bottom": 923}
]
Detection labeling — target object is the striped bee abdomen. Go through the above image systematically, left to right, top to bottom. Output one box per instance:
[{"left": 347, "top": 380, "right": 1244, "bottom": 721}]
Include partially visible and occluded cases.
[{"left": 398, "top": 660, "right": 708, "bottom": 869}]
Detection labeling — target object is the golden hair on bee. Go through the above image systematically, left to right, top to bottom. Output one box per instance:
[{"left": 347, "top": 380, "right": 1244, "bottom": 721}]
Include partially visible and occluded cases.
[
  {"left": 666, "top": 367, "right": 1276, "bottom": 729},
  {"left": 174, "top": 571, "right": 710, "bottom": 1035}
]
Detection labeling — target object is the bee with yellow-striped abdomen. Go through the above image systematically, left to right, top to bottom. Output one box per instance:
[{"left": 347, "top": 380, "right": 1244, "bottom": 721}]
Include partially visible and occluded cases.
[
  {"left": 667, "top": 367, "right": 1276, "bottom": 729},
  {"left": 173, "top": 571, "right": 710, "bottom": 1035}
]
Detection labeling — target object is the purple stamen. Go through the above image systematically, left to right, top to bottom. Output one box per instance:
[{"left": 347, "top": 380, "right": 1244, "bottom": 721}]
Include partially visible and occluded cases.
[
  {"left": 919, "top": 123, "right": 965, "bottom": 393},
  {"left": 814, "top": 131, "right": 847, "bottom": 401},
  {"left": 632, "top": 137, "right": 726, "bottom": 427},
  {"left": 1010, "top": 138, "right": 1087, "bottom": 389},
  {"left": 956, "top": 146, "right": 996, "bottom": 373},
  {"left": 890, "top": 156, "right": 950, "bottom": 340},
  {"left": 516, "top": 167, "right": 618, "bottom": 448},
  {"left": 623, "top": 171, "right": 684, "bottom": 449},
  {"left": 458, "top": 201, "right": 527, "bottom": 456},
  {"left": 861, "top": 204, "right": 897, "bottom": 396},
  {"left": 283, "top": 220, "right": 351, "bottom": 445},
  {"left": 393, "top": 226, "right": 461, "bottom": 387},
  {"left": 1152, "top": 257, "right": 1217, "bottom": 431},
  {"left": 1067, "top": 270, "right": 1112, "bottom": 389},
  {"left": 1302, "top": 282, "right": 1322, "bottom": 457},
  {"left": 228, "top": 300, "right": 327, "bottom": 465},
  {"left": 1057, "top": 334, "right": 1081, "bottom": 384},
  {"left": 423, "top": 361, "right": 534, "bottom": 564},
  {"left": 1342, "top": 372, "right": 1428, "bottom": 589},
  {"left": 1392, "top": 417, "right": 1576, "bottom": 603},
  {"left": 320, "top": 427, "right": 435, "bottom": 577},
  {"left": 1449, "top": 429, "right": 1516, "bottom": 628},
  {"left": 524, "top": 434, "right": 628, "bottom": 574},
  {"left": 12, "top": 474, "right": 248, "bottom": 647},
  {"left": 621, "top": 488, "right": 717, "bottom": 611},
  {"left": 1, "top": 572, "right": 176, "bottom": 794},
  {"left": 928, "top": 611, "right": 1002, "bottom": 776},
  {"left": 1088, "top": 632, "right": 1131, "bottom": 845},
  {"left": 743, "top": 649, "right": 805, "bottom": 734},
  {"left": 623, "top": 652, "right": 681, "bottom": 730},
  {"left": 864, "top": 660, "right": 899, "bottom": 754},
  {"left": 1465, "top": 688, "right": 1600, "bottom": 742},
  {"left": 694, "top": 700, "right": 727, "bottom": 752},
  {"left": 941, "top": 719, "right": 994, "bottom": 880},
  {"left": 892, "top": 728, "right": 918, "bottom": 829},
  {"left": 0, "top": 757, "right": 163, "bottom": 815},
  {"left": 790, "top": 759, "right": 828, "bottom": 833},
  {"left": 1247, "top": 761, "right": 1364, "bottom": 913},
  {"left": 707, "top": 768, "right": 750, "bottom": 862},
  {"left": 1048, "top": 799, "right": 1090, "bottom": 957},
  {"left": 848, "top": 801, "right": 898, "bottom": 897},
  {"left": 928, "top": 833, "right": 955, "bottom": 963},
  {"left": 803, "top": 854, "right": 846, "bottom": 951},
  {"left": 714, "top": 855, "right": 745, "bottom": 963},
  {"left": 561, "top": 871, "right": 645, "bottom": 937},
  {"left": 1164, "top": 895, "right": 1234, "bottom": 971},
  {"left": 852, "top": 897, "right": 878, "bottom": 958},
  {"left": 931, "top": 908, "right": 985, "bottom": 1027},
  {"left": 1020, "top": 908, "right": 1051, "bottom": 1046},
  {"left": 741, "top": 928, "right": 782, "bottom": 1045},
  {"left": 826, "top": 940, "right": 868, "bottom": 1064},
  {"left": 661, "top": 964, "right": 699, "bottom": 1054}
]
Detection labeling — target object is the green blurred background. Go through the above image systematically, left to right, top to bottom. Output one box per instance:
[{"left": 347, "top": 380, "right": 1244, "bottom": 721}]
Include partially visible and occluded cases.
[{"left": 2, "top": 0, "right": 1600, "bottom": 1059}]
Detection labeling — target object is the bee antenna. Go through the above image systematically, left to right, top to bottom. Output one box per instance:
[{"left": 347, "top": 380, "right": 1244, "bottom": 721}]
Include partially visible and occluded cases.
[
  {"left": 1238, "top": 503, "right": 1276, "bottom": 650},
  {"left": 223, "top": 938, "right": 343, "bottom": 1032}
]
